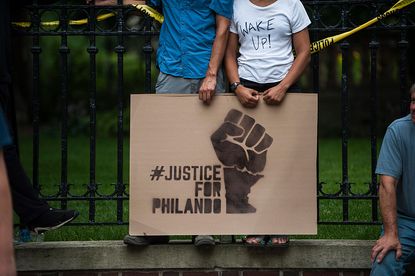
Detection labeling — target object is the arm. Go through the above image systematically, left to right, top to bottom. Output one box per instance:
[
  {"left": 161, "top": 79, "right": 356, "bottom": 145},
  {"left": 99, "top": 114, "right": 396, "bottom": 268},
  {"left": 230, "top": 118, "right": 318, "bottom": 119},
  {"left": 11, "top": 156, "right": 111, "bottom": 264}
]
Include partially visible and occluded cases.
[
  {"left": 198, "top": 14, "right": 230, "bottom": 105},
  {"left": 263, "top": 28, "right": 311, "bottom": 105},
  {"left": 224, "top": 33, "right": 259, "bottom": 108},
  {"left": 0, "top": 151, "right": 16, "bottom": 276},
  {"left": 370, "top": 175, "right": 402, "bottom": 263}
]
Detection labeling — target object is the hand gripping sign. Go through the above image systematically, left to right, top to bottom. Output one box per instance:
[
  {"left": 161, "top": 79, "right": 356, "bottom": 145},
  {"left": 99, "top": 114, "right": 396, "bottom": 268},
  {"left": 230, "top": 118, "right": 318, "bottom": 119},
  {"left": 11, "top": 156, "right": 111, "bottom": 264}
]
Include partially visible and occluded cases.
[{"left": 211, "top": 109, "right": 273, "bottom": 214}]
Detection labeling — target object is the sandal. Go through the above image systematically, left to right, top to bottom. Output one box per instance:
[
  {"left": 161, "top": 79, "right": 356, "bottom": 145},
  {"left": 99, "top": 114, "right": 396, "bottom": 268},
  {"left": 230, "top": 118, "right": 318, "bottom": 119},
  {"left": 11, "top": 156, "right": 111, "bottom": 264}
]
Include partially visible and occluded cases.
[
  {"left": 242, "top": 235, "right": 268, "bottom": 247},
  {"left": 268, "top": 235, "right": 290, "bottom": 248}
]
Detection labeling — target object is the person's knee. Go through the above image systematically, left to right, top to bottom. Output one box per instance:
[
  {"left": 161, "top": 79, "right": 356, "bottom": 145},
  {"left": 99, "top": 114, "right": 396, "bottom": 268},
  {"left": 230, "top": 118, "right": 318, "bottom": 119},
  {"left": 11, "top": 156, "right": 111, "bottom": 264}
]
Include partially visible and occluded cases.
[{"left": 371, "top": 250, "right": 404, "bottom": 276}]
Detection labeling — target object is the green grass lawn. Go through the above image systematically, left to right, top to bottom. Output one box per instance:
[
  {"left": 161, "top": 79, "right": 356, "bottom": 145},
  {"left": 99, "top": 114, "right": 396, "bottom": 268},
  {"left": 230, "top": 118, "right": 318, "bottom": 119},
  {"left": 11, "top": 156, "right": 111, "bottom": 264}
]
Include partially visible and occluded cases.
[{"left": 17, "top": 132, "right": 382, "bottom": 241}]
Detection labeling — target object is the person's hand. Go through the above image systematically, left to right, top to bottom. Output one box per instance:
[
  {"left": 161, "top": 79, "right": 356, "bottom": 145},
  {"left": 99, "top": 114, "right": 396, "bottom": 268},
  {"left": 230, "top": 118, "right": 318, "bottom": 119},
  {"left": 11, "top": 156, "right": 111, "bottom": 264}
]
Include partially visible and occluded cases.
[
  {"left": 199, "top": 75, "right": 216, "bottom": 105},
  {"left": 262, "top": 83, "right": 288, "bottom": 105},
  {"left": 235, "top": 85, "right": 259, "bottom": 108},
  {"left": 211, "top": 109, "right": 273, "bottom": 173},
  {"left": 371, "top": 234, "right": 402, "bottom": 264},
  {"left": 0, "top": 254, "right": 16, "bottom": 276}
]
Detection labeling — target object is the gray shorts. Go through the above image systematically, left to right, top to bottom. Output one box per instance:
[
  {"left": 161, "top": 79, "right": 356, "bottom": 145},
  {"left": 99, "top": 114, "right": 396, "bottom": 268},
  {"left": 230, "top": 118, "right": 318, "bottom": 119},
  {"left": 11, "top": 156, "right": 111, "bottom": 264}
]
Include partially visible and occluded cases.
[{"left": 155, "top": 70, "right": 225, "bottom": 94}]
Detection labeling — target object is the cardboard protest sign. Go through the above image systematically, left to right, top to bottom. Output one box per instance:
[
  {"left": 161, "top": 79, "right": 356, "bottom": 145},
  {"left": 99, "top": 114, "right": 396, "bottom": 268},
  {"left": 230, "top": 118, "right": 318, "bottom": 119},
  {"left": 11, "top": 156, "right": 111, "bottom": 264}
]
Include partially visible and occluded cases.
[{"left": 129, "top": 93, "right": 317, "bottom": 235}]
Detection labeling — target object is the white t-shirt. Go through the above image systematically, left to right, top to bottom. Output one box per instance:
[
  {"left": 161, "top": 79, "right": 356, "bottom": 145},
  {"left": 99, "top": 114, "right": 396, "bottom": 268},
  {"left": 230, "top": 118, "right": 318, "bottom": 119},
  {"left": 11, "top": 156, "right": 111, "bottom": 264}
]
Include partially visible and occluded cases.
[{"left": 230, "top": 0, "right": 311, "bottom": 83}]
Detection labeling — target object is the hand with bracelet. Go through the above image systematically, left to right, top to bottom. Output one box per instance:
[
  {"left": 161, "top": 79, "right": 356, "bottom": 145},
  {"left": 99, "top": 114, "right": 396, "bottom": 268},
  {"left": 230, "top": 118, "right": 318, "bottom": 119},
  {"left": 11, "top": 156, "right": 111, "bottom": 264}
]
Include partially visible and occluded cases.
[{"left": 231, "top": 82, "right": 260, "bottom": 108}]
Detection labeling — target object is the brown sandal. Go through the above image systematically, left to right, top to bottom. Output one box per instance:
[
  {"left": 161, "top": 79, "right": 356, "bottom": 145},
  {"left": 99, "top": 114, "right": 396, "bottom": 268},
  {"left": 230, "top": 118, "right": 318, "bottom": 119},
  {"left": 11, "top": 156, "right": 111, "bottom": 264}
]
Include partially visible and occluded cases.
[
  {"left": 243, "top": 235, "right": 267, "bottom": 247},
  {"left": 268, "top": 235, "right": 289, "bottom": 248}
]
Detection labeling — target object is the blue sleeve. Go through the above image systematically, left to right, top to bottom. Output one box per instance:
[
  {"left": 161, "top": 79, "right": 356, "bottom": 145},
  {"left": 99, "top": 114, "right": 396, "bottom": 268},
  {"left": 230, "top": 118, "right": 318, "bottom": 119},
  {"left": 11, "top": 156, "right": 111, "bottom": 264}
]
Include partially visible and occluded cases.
[
  {"left": 149, "top": 0, "right": 161, "bottom": 8},
  {"left": 209, "top": 0, "right": 233, "bottom": 20},
  {"left": 0, "top": 110, "right": 11, "bottom": 149},
  {"left": 376, "top": 126, "right": 402, "bottom": 180}
]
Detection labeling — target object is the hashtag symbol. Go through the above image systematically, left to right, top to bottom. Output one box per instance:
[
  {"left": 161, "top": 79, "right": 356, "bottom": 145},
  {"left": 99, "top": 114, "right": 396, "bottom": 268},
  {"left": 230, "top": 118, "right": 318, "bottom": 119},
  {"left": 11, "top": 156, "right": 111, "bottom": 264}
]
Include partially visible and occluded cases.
[{"left": 150, "top": 166, "right": 165, "bottom": 181}]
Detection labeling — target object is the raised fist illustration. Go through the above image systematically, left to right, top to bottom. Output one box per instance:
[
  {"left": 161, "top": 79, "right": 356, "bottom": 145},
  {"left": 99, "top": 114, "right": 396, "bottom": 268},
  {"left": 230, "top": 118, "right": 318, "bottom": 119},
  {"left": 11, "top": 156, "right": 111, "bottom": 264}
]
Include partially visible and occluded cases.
[{"left": 211, "top": 109, "right": 273, "bottom": 213}]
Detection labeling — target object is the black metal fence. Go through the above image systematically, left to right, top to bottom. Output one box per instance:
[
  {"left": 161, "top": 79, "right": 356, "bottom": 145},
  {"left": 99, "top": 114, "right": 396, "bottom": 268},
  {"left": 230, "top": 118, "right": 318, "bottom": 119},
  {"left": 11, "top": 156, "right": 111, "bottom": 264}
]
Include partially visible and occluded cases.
[{"left": 10, "top": 0, "right": 415, "bottom": 226}]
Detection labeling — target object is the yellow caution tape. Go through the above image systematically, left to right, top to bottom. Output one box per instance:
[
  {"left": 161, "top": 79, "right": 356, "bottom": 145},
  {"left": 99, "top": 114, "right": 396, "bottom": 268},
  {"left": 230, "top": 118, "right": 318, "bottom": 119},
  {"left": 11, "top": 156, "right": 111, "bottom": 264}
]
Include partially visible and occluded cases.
[
  {"left": 310, "top": 0, "right": 415, "bottom": 54},
  {"left": 11, "top": 4, "right": 163, "bottom": 28},
  {"left": 132, "top": 4, "right": 164, "bottom": 23},
  {"left": 12, "top": 12, "right": 116, "bottom": 28},
  {"left": 70, "top": 12, "right": 115, "bottom": 25}
]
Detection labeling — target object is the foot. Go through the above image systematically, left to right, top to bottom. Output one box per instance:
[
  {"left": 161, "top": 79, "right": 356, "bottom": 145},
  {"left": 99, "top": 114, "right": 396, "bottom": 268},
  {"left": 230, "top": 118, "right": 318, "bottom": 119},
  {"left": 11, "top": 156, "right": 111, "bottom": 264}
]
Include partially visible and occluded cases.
[
  {"left": 28, "top": 208, "right": 79, "bottom": 234},
  {"left": 123, "top": 235, "right": 169, "bottom": 246},
  {"left": 194, "top": 235, "right": 215, "bottom": 247},
  {"left": 243, "top": 235, "right": 267, "bottom": 246},
  {"left": 269, "top": 235, "right": 289, "bottom": 247}
]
